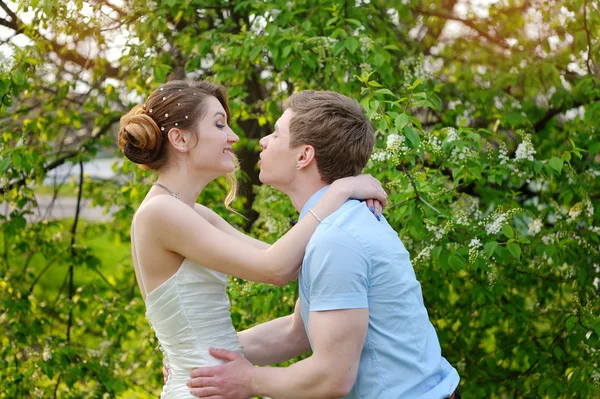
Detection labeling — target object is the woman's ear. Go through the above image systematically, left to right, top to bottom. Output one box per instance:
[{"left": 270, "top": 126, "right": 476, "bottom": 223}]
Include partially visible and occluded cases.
[
  {"left": 167, "top": 128, "right": 188, "bottom": 152},
  {"left": 296, "top": 145, "right": 316, "bottom": 170}
]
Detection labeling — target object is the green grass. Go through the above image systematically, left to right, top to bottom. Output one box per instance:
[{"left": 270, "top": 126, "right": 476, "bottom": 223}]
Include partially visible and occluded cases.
[{"left": 1, "top": 219, "right": 131, "bottom": 296}]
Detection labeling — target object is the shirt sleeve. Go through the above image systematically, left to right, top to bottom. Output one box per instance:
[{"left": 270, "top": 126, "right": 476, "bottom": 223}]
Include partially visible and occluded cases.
[{"left": 304, "top": 228, "right": 370, "bottom": 312}]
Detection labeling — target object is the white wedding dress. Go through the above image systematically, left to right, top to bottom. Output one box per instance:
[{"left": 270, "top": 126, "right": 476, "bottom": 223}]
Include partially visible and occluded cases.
[{"left": 132, "top": 217, "right": 244, "bottom": 399}]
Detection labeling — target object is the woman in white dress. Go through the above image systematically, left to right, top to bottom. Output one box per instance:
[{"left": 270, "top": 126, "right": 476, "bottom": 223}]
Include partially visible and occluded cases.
[{"left": 118, "top": 80, "right": 386, "bottom": 398}]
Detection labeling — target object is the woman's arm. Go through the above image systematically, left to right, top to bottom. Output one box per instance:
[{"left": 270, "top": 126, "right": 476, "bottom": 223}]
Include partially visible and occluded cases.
[
  {"left": 138, "top": 175, "right": 386, "bottom": 285},
  {"left": 194, "top": 204, "right": 270, "bottom": 250}
]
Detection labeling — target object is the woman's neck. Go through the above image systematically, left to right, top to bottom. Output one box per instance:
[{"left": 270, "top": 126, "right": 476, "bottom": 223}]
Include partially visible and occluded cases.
[{"left": 154, "top": 167, "right": 213, "bottom": 208}]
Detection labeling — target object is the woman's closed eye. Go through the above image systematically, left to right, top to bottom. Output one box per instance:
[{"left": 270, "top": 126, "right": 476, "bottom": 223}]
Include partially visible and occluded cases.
[{"left": 216, "top": 122, "right": 225, "bottom": 129}]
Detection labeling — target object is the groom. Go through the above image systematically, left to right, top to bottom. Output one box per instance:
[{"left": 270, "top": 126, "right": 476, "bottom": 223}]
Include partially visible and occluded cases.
[{"left": 186, "top": 91, "right": 460, "bottom": 398}]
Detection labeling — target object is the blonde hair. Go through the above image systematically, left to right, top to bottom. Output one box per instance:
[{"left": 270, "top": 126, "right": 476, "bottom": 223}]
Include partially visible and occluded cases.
[{"left": 119, "top": 80, "right": 238, "bottom": 209}]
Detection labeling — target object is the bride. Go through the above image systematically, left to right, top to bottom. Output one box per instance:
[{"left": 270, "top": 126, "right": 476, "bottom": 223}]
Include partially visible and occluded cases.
[{"left": 118, "top": 80, "right": 386, "bottom": 398}]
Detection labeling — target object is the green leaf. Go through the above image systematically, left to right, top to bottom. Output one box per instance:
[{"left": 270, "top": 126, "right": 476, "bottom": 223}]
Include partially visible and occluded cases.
[
  {"left": 344, "top": 36, "right": 359, "bottom": 54},
  {"left": 333, "top": 41, "right": 345, "bottom": 56},
  {"left": 281, "top": 45, "right": 292, "bottom": 58},
  {"left": 154, "top": 64, "right": 171, "bottom": 83},
  {"left": 11, "top": 70, "right": 25, "bottom": 86},
  {"left": 374, "top": 88, "right": 395, "bottom": 96},
  {"left": 395, "top": 113, "right": 409, "bottom": 130},
  {"left": 404, "top": 126, "right": 420, "bottom": 148},
  {"left": 0, "top": 156, "right": 10, "bottom": 172},
  {"left": 548, "top": 157, "right": 563, "bottom": 173},
  {"left": 502, "top": 225, "right": 514, "bottom": 238},
  {"left": 484, "top": 241, "right": 498, "bottom": 258},
  {"left": 507, "top": 242, "right": 521, "bottom": 260},
  {"left": 448, "top": 255, "right": 465, "bottom": 270}
]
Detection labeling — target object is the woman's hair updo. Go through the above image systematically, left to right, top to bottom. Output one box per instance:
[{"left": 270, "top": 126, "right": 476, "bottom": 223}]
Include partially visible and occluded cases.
[
  {"left": 118, "top": 80, "right": 238, "bottom": 209},
  {"left": 118, "top": 80, "right": 230, "bottom": 171}
]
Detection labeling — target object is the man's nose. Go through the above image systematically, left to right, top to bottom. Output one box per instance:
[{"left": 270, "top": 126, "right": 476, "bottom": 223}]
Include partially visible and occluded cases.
[{"left": 259, "top": 135, "right": 268, "bottom": 149}]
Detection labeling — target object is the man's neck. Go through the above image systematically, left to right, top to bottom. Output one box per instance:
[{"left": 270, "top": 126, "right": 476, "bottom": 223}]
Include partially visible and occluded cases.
[{"left": 284, "top": 180, "right": 329, "bottom": 213}]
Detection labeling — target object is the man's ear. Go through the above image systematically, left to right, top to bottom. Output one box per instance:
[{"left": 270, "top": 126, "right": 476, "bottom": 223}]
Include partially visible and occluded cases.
[{"left": 296, "top": 145, "right": 316, "bottom": 170}]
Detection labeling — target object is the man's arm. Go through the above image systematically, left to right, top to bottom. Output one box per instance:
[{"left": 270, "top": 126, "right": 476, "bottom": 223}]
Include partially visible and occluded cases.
[
  {"left": 239, "top": 299, "right": 310, "bottom": 365},
  {"left": 188, "top": 308, "right": 368, "bottom": 399},
  {"left": 252, "top": 308, "right": 368, "bottom": 398}
]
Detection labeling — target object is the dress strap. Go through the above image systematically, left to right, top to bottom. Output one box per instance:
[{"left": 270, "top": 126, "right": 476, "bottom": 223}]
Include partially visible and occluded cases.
[{"left": 131, "top": 215, "right": 149, "bottom": 296}]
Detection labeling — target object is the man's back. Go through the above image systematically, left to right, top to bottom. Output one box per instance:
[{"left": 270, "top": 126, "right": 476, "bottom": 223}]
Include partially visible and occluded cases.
[{"left": 299, "top": 189, "right": 459, "bottom": 398}]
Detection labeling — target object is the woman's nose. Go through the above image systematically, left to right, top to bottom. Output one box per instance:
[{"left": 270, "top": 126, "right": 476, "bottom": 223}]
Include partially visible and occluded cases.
[{"left": 228, "top": 129, "right": 239, "bottom": 143}]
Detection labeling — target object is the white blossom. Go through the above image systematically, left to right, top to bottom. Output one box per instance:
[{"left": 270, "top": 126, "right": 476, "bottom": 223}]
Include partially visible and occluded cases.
[
  {"left": 444, "top": 127, "right": 459, "bottom": 143},
  {"left": 386, "top": 133, "right": 408, "bottom": 154},
  {"left": 515, "top": 134, "right": 536, "bottom": 161},
  {"left": 498, "top": 142, "right": 509, "bottom": 165},
  {"left": 451, "top": 146, "right": 479, "bottom": 161},
  {"left": 370, "top": 151, "right": 391, "bottom": 162},
  {"left": 568, "top": 202, "right": 583, "bottom": 222},
  {"left": 485, "top": 213, "right": 507, "bottom": 235},
  {"left": 528, "top": 219, "right": 543, "bottom": 236},
  {"left": 468, "top": 238, "right": 482, "bottom": 248},
  {"left": 413, "top": 245, "right": 434, "bottom": 263},
  {"left": 42, "top": 346, "right": 52, "bottom": 361}
]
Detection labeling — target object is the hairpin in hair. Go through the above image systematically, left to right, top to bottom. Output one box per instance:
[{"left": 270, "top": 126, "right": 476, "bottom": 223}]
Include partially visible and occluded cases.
[
  {"left": 160, "top": 88, "right": 164, "bottom": 91},
  {"left": 162, "top": 96, "right": 166, "bottom": 101},
  {"left": 149, "top": 108, "right": 153, "bottom": 113},
  {"left": 165, "top": 113, "right": 169, "bottom": 118},
  {"left": 185, "top": 115, "right": 188, "bottom": 119},
  {"left": 175, "top": 123, "right": 178, "bottom": 126},
  {"left": 161, "top": 127, "right": 165, "bottom": 131}
]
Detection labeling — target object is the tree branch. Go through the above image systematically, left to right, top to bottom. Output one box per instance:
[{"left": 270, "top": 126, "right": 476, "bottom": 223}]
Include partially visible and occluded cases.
[
  {"left": 583, "top": 0, "right": 595, "bottom": 77},
  {"left": 0, "top": 1, "right": 120, "bottom": 77},
  {"left": 415, "top": 7, "right": 510, "bottom": 49},
  {"left": 0, "top": 116, "right": 119, "bottom": 195}
]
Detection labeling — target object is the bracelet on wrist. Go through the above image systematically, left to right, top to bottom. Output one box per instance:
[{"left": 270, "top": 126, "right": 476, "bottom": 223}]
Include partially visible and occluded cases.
[{"left": 308, "top": 208, "right": 322, "bottom": 223}]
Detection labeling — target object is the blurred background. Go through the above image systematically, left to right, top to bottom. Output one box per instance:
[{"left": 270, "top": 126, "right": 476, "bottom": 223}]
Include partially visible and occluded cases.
[{"left": 1, "top": 0, "right": 599, "bottom": 397}]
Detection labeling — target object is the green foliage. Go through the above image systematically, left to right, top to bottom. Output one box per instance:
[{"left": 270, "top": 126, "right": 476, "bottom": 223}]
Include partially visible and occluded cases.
[{"left": 1, "top": 0, "right": 599, "bottom": 398}]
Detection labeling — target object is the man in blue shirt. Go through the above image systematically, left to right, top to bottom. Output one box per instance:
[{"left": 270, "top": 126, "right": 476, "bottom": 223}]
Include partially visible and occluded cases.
[{"left": 187, "top": 91, "right": 460, "bottom": 398}]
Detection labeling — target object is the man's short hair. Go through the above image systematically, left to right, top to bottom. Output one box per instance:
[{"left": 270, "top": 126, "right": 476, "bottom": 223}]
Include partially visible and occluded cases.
[{"left": 284, "top": 91, "right": 375, "bottom": 184}]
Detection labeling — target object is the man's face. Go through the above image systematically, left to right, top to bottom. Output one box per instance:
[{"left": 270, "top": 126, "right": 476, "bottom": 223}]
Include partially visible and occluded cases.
[{"left": 258, "top": 109, "right": 299, "bottom": 189}]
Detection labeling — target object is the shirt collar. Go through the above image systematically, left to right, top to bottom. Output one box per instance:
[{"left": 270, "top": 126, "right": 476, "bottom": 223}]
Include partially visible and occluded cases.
[{"left": 299, "top": 185, "right": 330, "bottom": 221}]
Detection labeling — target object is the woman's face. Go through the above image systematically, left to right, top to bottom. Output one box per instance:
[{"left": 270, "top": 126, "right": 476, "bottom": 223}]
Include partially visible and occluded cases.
[{"left": 187, "top": 96, "right": 239, "bottom": 176}]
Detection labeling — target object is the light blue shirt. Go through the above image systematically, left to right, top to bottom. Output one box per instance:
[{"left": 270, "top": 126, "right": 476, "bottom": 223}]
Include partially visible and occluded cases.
[{"left": 298, "top": 186, "right": 460, "bottom": 399}]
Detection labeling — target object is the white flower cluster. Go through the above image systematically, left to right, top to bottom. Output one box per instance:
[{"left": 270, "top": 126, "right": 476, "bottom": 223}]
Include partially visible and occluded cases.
[
  {"left": 359, "top": 36, "right": 374, "bottom": 51},
  {"left": 399, "top": 54, "right": 428, "bottom": 89},
  {"left": 360, "top": 63, "right": 373, "bottom": 72},
  {"left": 443, "top": 127, "right": 459, "bottom": 143},
  {"left": 423, "top": 132, "right": 443, "bottom": 155},
  {"left": 386, "top": 133, "right": 408, "bottom": 154},
  {"left": 515, "top": 134, "right": 536, "bottom": 161},
  {"left": 498, "top": 142, "right": 509, "bottom": 165},
  {"left": 451, "top": 145, "right": 479, "bottom": 162},
  {"left": 370, "top": 151, "right": 391, "bottom": 162},
  {"left": 452, "top": 194, "right": 482, "bottom": 222},
  {"left": 568, "top": 202, "right": 583, "bottom": 222},
  {"left": 481, "top": 208, "right": 521, "bottom": 235},
  {"left": 453, "top": 210, "right": 470, "bottom": 226},
  {"left": 264, "top": 217, "right": 279, "bottom": 234},
  {"left": 528, "top": 219, "right": 543, "bottom": 235},
  {"left": 433, "top": 221, "right": 453, "bottom": 242},
  {"left": 468, "top": 238, "right": 483, "bottom": 263},
  {"left": 468, "top": 238, "right": 482, "bottom": 248},
  {"left": 413, "top": 245, "right": 434, "bottom": 264},
  {"left": 42, "top": 346, "right": 52, "bottom": 361}
]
